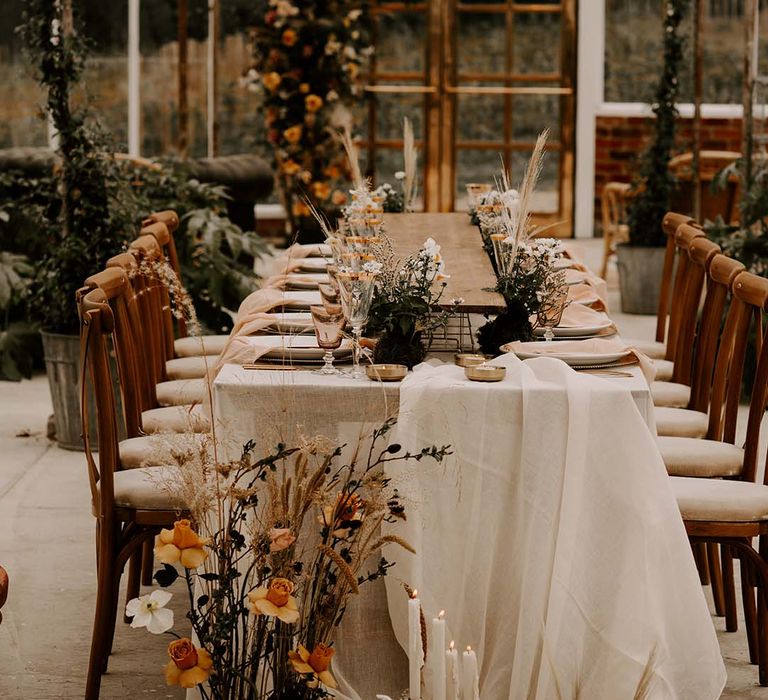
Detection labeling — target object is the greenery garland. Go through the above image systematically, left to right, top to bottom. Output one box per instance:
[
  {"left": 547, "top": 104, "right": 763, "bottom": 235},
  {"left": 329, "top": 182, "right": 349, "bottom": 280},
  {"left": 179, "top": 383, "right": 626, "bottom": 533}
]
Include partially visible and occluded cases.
[{"left": 626, "top": 0, "right": 687, "bottom": 247}]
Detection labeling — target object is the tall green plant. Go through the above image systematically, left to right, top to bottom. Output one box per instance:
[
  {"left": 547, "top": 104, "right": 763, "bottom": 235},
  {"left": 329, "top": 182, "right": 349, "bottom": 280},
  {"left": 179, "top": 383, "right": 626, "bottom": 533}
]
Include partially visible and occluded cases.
[
  {"left": 18, "top": 0, "right": 135, "bottom": 334},
  {"left": 626, "top": 0, "right": 687, "bottom": 247}
]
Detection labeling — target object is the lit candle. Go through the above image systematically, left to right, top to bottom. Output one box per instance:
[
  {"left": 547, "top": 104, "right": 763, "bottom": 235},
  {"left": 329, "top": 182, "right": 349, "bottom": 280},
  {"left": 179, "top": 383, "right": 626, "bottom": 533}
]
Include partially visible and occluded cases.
[
  {"left": 408, "top": 589, "right": 423, "bottom": 699},
  {"left": 432, "top": 610, "right": 446, "bottom": 700},
  {"left": 446, "top": 641, "right": 460, "bottom": 700},
  {"left": 461, "top": 646, "right": 480, "bottom": 700}
]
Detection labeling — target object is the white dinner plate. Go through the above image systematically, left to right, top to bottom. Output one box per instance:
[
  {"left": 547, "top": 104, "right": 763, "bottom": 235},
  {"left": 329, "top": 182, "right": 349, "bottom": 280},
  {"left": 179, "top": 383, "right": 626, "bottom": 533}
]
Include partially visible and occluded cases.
[
  {"left": 298, "top": 258, "right": 331, "bottom": 272},
  {"left": 268, "top": 312, "right": 314, "bottom": 333},
  {"left": 533, "top": 317, "right": 614, "bottom": 338},
  {"left": 247, "top": 334, "right": 353, "bottom": 361},
  {"left": 503, "top": 341, "right": 631, "bottom": 367}
]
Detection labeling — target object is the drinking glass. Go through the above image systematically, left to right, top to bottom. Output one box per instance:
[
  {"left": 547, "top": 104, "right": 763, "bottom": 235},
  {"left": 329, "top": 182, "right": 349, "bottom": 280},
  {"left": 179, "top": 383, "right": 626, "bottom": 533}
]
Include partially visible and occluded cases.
[
  {"left": 466, "top": 183, "right": 492, "bottom": 210},
  {"left": 326, "top": 264, "right": 341, "bottom": 293},
  {"left": 336, "top": 271, "right": 376, "bottom": 379},
  {"left": 318, "top": 282, "right": 340, "bottom": 312},
  {"left": 536, "top": 286, "right": 569, "bottom": 343},
  {"left": 310, "top": 305, "right": 346, "bottom": 375}
]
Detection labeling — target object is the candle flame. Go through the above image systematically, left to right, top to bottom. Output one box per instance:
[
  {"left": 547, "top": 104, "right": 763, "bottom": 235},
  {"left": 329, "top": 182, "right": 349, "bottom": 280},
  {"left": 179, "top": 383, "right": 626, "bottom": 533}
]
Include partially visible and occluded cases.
[
  {"left": 411, "top": 589, "right": 418, "bottom": 598},
  {"left": 439, "top": 609, "right": 445, "bottom": 619},
  {"left": 449, "top": 640, "right": 455, "bottom": 650},
  {"left": 466, "top": 646, "right": 472, "bottom": 652}
]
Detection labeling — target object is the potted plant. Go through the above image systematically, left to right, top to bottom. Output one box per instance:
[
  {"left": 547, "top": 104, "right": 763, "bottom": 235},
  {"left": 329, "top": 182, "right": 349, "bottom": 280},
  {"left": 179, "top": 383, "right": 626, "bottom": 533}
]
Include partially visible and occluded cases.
[{"left": 619, "top": 0, "right": 686, "bottom": 314}]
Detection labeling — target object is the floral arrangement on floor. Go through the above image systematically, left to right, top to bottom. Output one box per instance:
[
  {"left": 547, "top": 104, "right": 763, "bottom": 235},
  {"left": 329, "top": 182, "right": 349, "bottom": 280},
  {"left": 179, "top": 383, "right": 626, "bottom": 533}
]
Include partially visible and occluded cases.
[
  {"left": 246, "top": 1, "right": 373, "bottom": 239},
  {"left": 472, "top": 132, "right": 570, "bottom": 355},
  {"left": 126, "top": 420, "right": 450, "bottom": 699}
]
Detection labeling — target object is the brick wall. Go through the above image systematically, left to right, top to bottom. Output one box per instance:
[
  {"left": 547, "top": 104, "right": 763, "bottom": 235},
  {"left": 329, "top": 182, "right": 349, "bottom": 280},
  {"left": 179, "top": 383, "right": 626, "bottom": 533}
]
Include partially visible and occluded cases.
[{"left": 594, "top": 114, "right": 742, "bottom": 231}]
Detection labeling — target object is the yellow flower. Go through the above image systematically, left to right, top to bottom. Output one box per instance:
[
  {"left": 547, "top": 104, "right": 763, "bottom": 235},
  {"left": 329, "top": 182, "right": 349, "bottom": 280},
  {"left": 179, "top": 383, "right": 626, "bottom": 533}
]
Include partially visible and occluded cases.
[
  {"left": 282, "top": 28, "right": 298, "bottom": 46},
  {"left": 263, "top": 72, "right": 282, "bottom": 92},
  {"left": 299, "top": 82, "right": 311, "bottom": 94},
  {"left": 305, "top": 94, "right": 323, "bottom": 113},
  {"left": 283, "top": 125, "right": 303, "bottom": 144},
  {"left": 282, "top": 159, "right": 301, "bottom": 176},
  {"left": 324, "top": 165, "right": 341, "bottom": 179},
  {"left": 313, "top": 181, "right": 331, "bottom": 200},
  {"left": 319, "top": 492, "right": 364, "bottom": 536},
  {"left": 155, "top": 519, "right": 209, "bottom": 569},
  {"left": 246, "top": 578, "right": 300, "bottom": 623},
  {"left": 165, "top": 638, "right": 213, "bottom": 689},
  {"left": 289, "top": 644, "right": 337, "bottom": 689}
]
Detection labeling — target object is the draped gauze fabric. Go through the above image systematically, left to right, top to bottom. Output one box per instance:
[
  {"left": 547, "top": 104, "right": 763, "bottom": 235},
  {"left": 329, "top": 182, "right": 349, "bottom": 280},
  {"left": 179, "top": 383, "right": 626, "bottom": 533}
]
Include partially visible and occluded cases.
[{"left": 383, "top": 354, "right": 725, "bottom": 700}]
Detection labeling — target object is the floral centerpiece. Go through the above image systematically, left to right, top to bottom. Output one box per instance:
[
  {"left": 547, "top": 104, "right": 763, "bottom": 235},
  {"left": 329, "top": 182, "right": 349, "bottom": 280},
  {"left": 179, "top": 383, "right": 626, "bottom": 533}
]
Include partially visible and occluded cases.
[
  {"left": 246, "top": 1, "right": 373, "bottom": 240},
  {"left": 128, "top": 420, "right": 450, "bottom": 699}
]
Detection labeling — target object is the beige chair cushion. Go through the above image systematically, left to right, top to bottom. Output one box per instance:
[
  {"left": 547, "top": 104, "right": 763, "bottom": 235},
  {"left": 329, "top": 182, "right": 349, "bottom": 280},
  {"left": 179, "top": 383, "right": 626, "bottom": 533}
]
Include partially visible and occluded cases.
[
  {"left": 174, "top": 334, "right": 229, "bottom": 358},
  {"left": 626, "top": 338, "right": 666, "bottom": 360},
  {"left": 165, "top": 355, "right": 219, "bottom": 380},
  {"left": 653, "top": 359, "right": 674, "bottom": 382},
  {"left": 156, "top": 378, "right": 209, "bottom": 407},
  {"left": 651, "top": 381, "right": 690, "bottom": 408},
  {"left": 142, "top": 404, "right": 210, "bottom": 434},
  {"left": 654, "top": 407, "right": 708, "bottom": 439},
  {"left": 118, "top": 434, "right": 208, "bottom": 469},
  {"left": 658, "top": 436, "right": 744, "bottom": 477},
  {"left": 113, "top": 467, "right": 184, "bottom": 510},
  {"left": 672, "top": 476, "right": 768, "bottom": 522}
]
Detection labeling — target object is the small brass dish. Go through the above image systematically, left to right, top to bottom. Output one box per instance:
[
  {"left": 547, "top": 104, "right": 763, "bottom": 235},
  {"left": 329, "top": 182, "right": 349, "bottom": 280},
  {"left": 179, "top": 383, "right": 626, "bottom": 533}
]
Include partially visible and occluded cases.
[
  {"left": 454, "top": 353, "right": 488, "bottom": 368},
  {"left": 366, "top": 364, "right": 408, "bottom": 382},
  {"left": 465, "top": 364, "right": 506, "bottom": 382}
]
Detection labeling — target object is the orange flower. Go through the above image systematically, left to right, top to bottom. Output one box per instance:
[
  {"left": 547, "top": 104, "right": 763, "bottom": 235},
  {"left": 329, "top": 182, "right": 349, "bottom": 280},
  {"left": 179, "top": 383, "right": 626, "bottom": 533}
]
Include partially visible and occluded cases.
[
  {"left": 282, "top": 29, "right": 298, "bottom": 46},
  {"left": 345, "top": 62, "right": 359, "bottom": 79},
  {"left": 263, "top": 72, "right": 282, "bottom": 92},
  {"left": 299, "top": 82, "right": 311, "bottom": 94},
  {"left": 305, "top": 94, "right": 323, "bottom": 113},
  {"left": 283, "top": 125, "right": 303, "bottom": 144},
  {"left": 282, "top": 160, "right": 301, "bottom": 176},
  {"left": 324, "top": 165, "right": 341, "bottom": 179},
  {"left": 313, "top": 182, "right": 331, "bottom": 200},
  {"left": 331, "top": 190, "right": 348, "bottom": 206},
  {"left": 292, "top": 201, "right": 311, "bottom": 218},
  {"left": 319, "top": 492, "right": 364, "bottom": 536},
  {"left": 155, "top": 519, "right": 209, "bottom": 569},
  {"left": 246, "top": 578, "right": 300, "bottom": 623},
  {"left": 165, "top": 638, "right": 213, "bottom": 688},
  {"left": 289, "top": 644, "right": 337, "bottom": 688}
]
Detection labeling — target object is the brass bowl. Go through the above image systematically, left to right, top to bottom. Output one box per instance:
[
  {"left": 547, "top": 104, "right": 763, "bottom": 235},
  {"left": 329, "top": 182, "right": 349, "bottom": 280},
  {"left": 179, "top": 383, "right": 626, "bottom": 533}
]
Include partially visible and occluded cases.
[
  {"left": 454, "top": 353, "right": 488, "bottom": 368},
  {"left": 366, "top": 364, "right": 408, "bottom": 382},
  {"left": 465, "top": 364, "right": 506, "bottom": 382}
]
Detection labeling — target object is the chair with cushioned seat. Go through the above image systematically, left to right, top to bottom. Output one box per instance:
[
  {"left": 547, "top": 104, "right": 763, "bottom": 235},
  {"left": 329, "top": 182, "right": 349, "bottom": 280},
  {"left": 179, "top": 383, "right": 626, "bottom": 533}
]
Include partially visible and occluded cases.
[
  {"left": 671, "top": 269, "right": 768, "bottom": 685},
  {"left": 78, "top": 287, "right": 190, "bottom": 700}
]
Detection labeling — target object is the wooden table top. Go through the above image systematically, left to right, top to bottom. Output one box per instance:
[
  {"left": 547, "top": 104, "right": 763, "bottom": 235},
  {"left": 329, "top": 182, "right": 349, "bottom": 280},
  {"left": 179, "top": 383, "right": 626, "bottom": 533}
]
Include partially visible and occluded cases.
[{"left": 383, "top": 212, "right": 506, "bottom": 314}]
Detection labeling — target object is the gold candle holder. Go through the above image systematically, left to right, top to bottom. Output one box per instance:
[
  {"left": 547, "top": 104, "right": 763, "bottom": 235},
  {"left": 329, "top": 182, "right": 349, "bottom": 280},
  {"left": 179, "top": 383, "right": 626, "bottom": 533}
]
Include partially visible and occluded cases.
[
  {"left": 454, "top": 353, "right": 488, "bottom": 368},
  {"left": 366, "top": 364, "right": 408, "bottom": 382},
  {"left": 465, "top": 364, "right": 506, "bottom": 382}
]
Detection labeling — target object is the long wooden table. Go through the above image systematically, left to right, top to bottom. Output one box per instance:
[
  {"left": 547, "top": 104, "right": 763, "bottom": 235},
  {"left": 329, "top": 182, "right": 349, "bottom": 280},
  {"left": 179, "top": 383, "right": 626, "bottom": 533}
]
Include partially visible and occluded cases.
[{"left": 383, "top": 212, "right": 506, "bottom": 314}]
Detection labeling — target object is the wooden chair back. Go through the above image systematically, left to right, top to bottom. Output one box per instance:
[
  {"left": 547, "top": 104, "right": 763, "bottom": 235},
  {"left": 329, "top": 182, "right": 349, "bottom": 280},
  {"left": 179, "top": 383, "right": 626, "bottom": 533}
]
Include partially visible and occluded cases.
[
  {"left": 668, "top": 151, "right": 741, "bottom": 224},
  {"left": 658, "top": 212, "right": 697, "bottom": 345},
  {"left": 664, "top": 218, "right": 703, "bottom": 361},
  {"left": 671, "top": 232, "right": 720, "bottom": 386},
  {"left": 688, "top": 253, "right": 745, "bottom": 413},
  {"left": 706, "top": 271, "right": 768, "bottom": 478}
]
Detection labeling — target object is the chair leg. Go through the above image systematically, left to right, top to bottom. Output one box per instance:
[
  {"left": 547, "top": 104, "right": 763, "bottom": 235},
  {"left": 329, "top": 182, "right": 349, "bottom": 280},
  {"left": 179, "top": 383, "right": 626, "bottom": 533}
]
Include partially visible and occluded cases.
[
  {"left": 141, "top": 538, "right": 154, "bottom": 587},
  {"left": 693, "top": 542, "right": 711, "bottom": 585},
  {"left": 708, "top": 542, "right": 726, "bottom": 617},
  {"left": 722, "top": 545, "right": 738, "bottom": 632},
  {"left": 124, "top": 549, "right": 142, "bottom": 623},
  {"left": 743, "top": 555, "right": 759, "bottom": 664},
  {"left": 758, "top": 583, "right": 768, "bottom": 686}
]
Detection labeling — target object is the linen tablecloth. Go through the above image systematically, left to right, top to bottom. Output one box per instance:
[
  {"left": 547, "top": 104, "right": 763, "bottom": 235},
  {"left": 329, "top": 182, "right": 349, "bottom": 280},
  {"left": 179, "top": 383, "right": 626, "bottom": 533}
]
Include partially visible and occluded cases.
[{"left": 383, "top": 354, "right": 725, "bottom": 700}]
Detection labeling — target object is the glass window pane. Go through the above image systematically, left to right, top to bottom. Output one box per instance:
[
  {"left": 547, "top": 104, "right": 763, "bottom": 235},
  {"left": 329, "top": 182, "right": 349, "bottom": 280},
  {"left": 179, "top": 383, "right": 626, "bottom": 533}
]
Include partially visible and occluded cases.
[
  {"left": 376, "top": 12, "right": 426, "bottom": 74},
  {"left": 457, "top": 12, "right": 506, "bottom": 75},
  {"left": 512, "top": 12, "right": 561, "bottom": 74},
  {"left": 374, "top": 89, "right": 425, "bottom": 141},
  {"left": 457, "top": 93, "right": 505, "bottom": 143},
  {"left": 510, "top": 94, "right": 560, "bottom": 142},
  {"left": 455, "top": 149, "right": 500, "bottom": 208},
  {"left": 510, "top": 149, "right": 559, "bottom": 214}
]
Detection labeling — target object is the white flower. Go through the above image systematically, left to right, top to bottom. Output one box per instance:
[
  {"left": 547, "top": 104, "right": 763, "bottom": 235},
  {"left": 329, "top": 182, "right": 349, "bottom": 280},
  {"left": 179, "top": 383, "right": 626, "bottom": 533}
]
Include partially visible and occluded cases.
[
  {"left": 347, "top": 8, "right": 363, "bottom": 21},
  {"left": 325, "top": 40, "right": 342, "bottom": 55},
  {"left": 344, "top": 46, "right": 358, "bottom": 60},
  {"left": 326, "top": 90, "right": 339, "bottom": 102},
  {"left": 394, "top": 171, "right": 406, "bottom": 181},
  {"left": 422, "top": 238, "right": 441, "bottom": 258},
  {"left": 362, "top": 261, "right": 383, "bottom": 274},
  {"left": 450, "top": 297, "right": 465, "bottom": 305},
  {"left": 125, "top": 590, "right": 174, "bottom": 634}
]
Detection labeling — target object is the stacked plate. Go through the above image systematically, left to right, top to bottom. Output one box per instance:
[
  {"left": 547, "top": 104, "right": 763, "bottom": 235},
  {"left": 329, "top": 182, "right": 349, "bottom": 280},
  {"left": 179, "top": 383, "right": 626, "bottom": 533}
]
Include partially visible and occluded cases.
[
  {"left": 533, "top": 304, "right": 615, "bottom": 340},
  {"left": 245, "top": 335, "right": 353, "bottom": 364},
  {"left": 504, "top": 341, "right": 632, "bottom": 368}
]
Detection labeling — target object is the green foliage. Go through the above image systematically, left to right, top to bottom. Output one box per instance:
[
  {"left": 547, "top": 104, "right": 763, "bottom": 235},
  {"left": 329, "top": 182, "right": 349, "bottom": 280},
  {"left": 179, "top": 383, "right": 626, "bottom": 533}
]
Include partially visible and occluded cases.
[
  {"left": 626, "top": 0, "right": 687, "bottom": 248},
  {"left": 0, "top": 251, "right": 40, "bottom": 380}
]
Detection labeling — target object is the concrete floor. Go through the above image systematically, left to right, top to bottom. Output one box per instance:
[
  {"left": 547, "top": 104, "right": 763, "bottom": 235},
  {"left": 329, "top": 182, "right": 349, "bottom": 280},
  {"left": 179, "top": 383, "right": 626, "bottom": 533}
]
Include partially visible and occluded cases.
[{"left": 0, "top": 240, "right": 766, "bottom": 699}]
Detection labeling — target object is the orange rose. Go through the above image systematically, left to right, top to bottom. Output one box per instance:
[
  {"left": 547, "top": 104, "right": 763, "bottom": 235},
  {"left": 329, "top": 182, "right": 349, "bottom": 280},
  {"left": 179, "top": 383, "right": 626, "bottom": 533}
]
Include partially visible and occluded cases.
[
  {"left": 282, "top": 29, "right": 298, "bottom": 46},
  {"left": 263, "top": 72, "right": 282, "bottom": 92},
  {"left": 299, "top": 82, "right": 311, "bottom": 94},
  {"left": 305, "top": 94, "right": 323, "bottom": 113},
  {"left": 283, "top": 125, "right": 303, "bottom": 144},
  {"left": 282, "top": 160, "right": 301, "bottom": 176},
  {"left": 313, "top": 182, "right": 331, "bottom": 200},
  {"left": 331, "top": 190, "right": 348, "bottom": 206},
  {"left": 155, "top": 519, "right": 209, "bottom": 569},
  {"left": 247, "top": 578, "right": 300, "bottom": 623},
  {"left": 165, "top": 638, "right": 213, "bottom": 688},
  {"left": 289, "top": 644, "right": 337, "bottom": 688}
]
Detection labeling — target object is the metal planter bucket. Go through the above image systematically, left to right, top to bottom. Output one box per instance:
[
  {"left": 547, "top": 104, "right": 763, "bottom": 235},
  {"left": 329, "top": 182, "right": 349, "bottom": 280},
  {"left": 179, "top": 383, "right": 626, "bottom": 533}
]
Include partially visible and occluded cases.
[{"left": 616, "top": 244, "right": 666, "bottom": 315}]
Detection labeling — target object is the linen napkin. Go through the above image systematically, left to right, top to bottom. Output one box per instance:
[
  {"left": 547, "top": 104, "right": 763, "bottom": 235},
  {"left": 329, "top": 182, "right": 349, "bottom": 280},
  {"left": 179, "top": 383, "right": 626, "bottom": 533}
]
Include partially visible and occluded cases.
[
  {"left": 267, "top": 243, "right": 332, "bottom": 276},
  {"left": 564, "top": 269, "right": 609, "bottom": 298},
  {"left": 263, "top": 272, "right": 330, "bottom": 290},
  {"left": 567, "top": 282, "right": 608, "bottom": 312},
  {"left": 553, "top": 303, "right": 611, "bottom": 329},
  {"left": 503, "top": 337, "right": 656, "bottom": 382}
]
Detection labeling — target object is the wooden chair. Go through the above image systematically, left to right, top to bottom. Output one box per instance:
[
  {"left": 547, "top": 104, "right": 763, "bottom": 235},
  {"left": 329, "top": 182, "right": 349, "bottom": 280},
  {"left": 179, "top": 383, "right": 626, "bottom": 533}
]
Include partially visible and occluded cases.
[
  {"left": 668, "top": 151, "right": 741, "bottom": 224},
  {"left": 600, "top": 181, "right": 632, "bottom": 278},
  {"left": 670, "top": 270, "right": 768, "bottom": 685},
  {"left": 78, "top": 286, "right": 188, "bottom": 700},
  {"left": 0, "top": 565, "right": 7, "bottom": 625}
]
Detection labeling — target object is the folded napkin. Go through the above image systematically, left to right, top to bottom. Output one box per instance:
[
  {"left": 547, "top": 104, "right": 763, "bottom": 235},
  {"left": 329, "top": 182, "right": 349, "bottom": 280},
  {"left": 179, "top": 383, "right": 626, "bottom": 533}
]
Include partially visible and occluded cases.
[
  {"left": 267, "top": 243, "right": 332, "bottom": 277},
  {"left": 263, "top": 272, "right": 330, "bottom": 290},
  {"left": 567, "top": 282, "right": 608, "bottom": 312},
  {"left": 555, "top": 303, "right": 611, "bottom": 329},
  {"left": 504, "top": 337, "right": 656, "bottom": 382}
]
